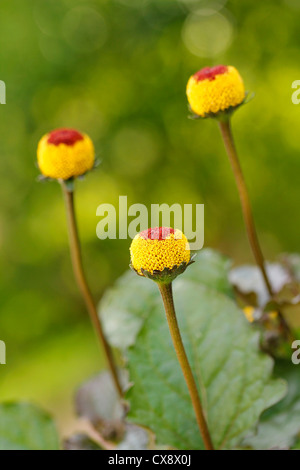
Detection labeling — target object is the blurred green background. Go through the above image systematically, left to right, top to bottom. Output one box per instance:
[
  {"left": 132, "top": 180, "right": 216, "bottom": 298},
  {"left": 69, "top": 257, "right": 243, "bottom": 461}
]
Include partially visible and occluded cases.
[{"left": 0, "top": 0, "right": 300, "bottom": 437}]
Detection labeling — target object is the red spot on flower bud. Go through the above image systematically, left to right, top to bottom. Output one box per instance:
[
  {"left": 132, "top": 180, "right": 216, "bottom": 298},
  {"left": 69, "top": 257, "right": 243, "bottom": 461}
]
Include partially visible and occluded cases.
[
  {"left": 193, "top": 65, "right": 228, "bottom": 82},
  {"left": 47, "top": 128, "right": 84, "bottom": 146},
  {"left": 140, "top": 227, "right": 175, "bottom": 241}
]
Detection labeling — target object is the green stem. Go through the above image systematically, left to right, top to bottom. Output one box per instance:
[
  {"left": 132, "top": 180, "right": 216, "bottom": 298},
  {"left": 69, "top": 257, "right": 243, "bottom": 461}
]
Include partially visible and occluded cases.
[
  {"left": 218, "top": 118, "right": 292, "bottom": 338},
  {"left": 218, "top": 119, "right": 273, "bottom": 294},
  {"left": 61, "top": 181, "right": 123, "bottom": 398},
  {"left": 158, "top": 282, "right": 214, "bottom": 450}
]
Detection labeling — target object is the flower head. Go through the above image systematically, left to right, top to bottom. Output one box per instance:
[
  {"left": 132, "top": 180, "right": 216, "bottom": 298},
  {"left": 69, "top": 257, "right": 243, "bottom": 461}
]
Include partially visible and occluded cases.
[
  {"left": 186, "top": 65, "right": 245, "bottom": 118},
  {"left": 37, "top": 128, "right": 95, "bottom": 180},
  {"left": 130, "top": 227, "right": 191, "bottom": 283}
]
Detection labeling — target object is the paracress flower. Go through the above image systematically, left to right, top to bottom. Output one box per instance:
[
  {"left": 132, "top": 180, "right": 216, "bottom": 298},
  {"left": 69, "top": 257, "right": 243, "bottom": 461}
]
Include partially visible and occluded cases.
[
  {"left": 186, "top": 65, "right": 245, "bottom": 117},
  {"left": 37, "top": 128, "right": 95, "bottom": 180},
  {"left": 130, "top": 227, "right": 191, "bottom": 280}
]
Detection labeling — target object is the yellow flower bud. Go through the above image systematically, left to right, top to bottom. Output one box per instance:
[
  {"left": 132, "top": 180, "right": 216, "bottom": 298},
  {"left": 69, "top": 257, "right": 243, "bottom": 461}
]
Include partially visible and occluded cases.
[
  {"left": 186, "top": 65, "right": 245, "bottom": 118},
  {"left": 37, "top": 128, "right": 95, "bottom": 180},
  {"left": 130, "top": 227, "right": 191, "bottom": 282}
]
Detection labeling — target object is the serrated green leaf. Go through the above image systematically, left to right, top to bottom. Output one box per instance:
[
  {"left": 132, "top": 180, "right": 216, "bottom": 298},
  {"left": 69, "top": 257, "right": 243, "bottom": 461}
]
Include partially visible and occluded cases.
[
  {"left": 99, "top": 249, "right": 233, "bottom": 351},
  {"left": 184, "top": 249, "right": 234, "bottom": 298},
  {"left": 99, "top": 270, "right": 157, "bottom": 351},
  {"left": 126, "top": 279, "right": 286, "bottom": 450},
  {"left": 243, "top": 360, "right": 300, "bottom": 449},
  {"left": 0, "top": 402, "right": 60, "bottom": 450}
]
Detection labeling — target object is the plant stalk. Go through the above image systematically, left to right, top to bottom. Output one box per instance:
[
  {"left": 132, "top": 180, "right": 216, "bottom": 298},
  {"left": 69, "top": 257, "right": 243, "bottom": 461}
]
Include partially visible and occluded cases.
[
  {"left": 218, "top": 118, "right": 292, "bottom": 337},
  {"left": 218, "top": 119, "right": 273, "bottom": 294},
  {"left": 61, "top": 181, "right": 123, "bottom": 398},
  {"left": 158, "top": 282, "right": 214, "bottom": 450}
]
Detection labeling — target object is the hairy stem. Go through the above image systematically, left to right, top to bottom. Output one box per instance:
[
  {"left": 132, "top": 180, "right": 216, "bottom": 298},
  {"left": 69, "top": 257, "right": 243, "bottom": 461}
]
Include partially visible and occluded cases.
[
  {"left": 61, "top": 181, "right": 123, "bottom": 398},
  {"left": 158, "top": 282, "right": 214, "bottom": 450}
]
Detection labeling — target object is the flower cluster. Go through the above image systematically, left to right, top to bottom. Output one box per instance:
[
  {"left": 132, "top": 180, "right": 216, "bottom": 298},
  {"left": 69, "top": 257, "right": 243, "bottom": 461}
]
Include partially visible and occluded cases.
[{"left": 37, "top": 65, "right": 246, "bottom": 284}]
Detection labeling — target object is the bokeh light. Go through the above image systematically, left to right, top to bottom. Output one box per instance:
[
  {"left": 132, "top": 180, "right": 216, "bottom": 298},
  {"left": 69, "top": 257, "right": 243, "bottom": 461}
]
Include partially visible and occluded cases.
[
  {"left": 179, "top": 0, "right": 228, "bottom": 13},
  {"left": 62, "top": 6, "right": 108, "bottom": 53},
  {"left": 182, "top": 9, "right": 233, "bottom": 57}
]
